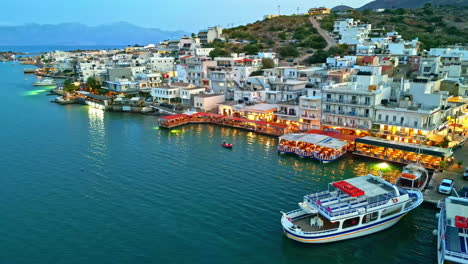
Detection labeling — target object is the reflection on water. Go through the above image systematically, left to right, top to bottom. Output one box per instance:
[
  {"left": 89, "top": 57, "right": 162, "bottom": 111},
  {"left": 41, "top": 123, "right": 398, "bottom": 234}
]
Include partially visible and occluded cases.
[
  {"left": 23, "top": 89, "right": 46, "bottom": 96},
  {"left": 86, "top": 106, "right": 107, "bottom": 171}
]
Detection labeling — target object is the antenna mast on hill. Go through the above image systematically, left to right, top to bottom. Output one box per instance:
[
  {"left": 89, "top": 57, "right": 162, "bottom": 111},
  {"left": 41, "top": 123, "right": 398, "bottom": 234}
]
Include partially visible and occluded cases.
[
  {"left": 278, "top": 5, "right": 281, "bottom": 15},
  {"left": 297, "top": 7, "right": 299, "bottom": 15}
]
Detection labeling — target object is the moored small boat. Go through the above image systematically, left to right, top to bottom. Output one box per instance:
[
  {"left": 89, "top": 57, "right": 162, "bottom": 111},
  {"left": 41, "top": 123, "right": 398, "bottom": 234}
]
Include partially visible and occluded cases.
[
  {"left": 222, "top": 142, "right": 233, "bottom": 148},
  {"left": 395, "top": 163, "right": 429, "bottom": 191},
  {"left": 281, "top": 174, "right": 423, "bottom": 243}
]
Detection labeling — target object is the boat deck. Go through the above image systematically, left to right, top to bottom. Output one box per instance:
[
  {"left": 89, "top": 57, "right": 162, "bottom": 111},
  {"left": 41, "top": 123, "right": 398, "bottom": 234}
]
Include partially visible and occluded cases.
[
  {"left": 306, "top": 176, "right": 402, "bottom": 219},
  {"left": 292, "top": 215, "right": 339, "bottom": 232},
  {"left": 446, "top": 226, "right": 468, "bottom": 258}
]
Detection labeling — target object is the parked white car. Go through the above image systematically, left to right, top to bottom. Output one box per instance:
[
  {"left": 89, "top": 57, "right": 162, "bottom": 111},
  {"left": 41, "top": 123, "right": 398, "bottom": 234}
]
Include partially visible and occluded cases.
[{"left": 438, "top": 178, "right": 455, "bottom": 194}]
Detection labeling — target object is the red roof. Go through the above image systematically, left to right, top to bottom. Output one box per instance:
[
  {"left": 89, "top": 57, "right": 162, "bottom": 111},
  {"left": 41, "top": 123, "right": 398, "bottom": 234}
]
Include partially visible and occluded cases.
[
  {"left": 180, "top": 55, "right": 192, "bottom": 60},
  {"left": 362, "top": 56, "right": 376, "bottom": 63},
  {"left": 382, "top": 57, "right": 391, "bottom": 61},
  {"left": 381, "top": 65, "right": 393, "bottom": 71},
  {"left": 160, "top": 114, "right": 188, "bottom": 121},
  {"left": 305, "top": 129, "right": 323, "bottom": 134},
  {"left": 323, "top": 131, "right": 361, "bottom": 141}
]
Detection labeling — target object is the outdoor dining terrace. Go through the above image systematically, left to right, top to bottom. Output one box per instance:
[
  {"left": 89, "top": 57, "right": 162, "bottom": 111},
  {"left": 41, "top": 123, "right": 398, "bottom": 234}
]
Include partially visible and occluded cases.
[
  {"left": 158, "top": 113, "right": 289, "bottom": 137},
  {"left": 354, "top": 136, "right": 453, "bottom": 170}
]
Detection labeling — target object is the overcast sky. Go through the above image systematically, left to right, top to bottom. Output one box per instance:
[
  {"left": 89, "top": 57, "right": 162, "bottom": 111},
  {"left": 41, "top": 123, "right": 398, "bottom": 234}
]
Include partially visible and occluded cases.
[{"left": 1, "top": 0, "right": 371, "bottom": 32}]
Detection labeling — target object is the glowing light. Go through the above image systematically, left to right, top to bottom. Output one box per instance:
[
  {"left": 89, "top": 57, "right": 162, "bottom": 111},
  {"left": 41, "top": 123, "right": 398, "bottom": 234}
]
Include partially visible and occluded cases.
[
  {"left": 24, "top": 89, "right": 47, "bottom": 96},
  {"left": 153, "top": 127, "right": 160, "bottom": 130},
  {"left": 171, "top": 129, "right": 181, "bottom": 133},
  {"left": 377, "top": 162, "right": 389, "bottom": 169}
]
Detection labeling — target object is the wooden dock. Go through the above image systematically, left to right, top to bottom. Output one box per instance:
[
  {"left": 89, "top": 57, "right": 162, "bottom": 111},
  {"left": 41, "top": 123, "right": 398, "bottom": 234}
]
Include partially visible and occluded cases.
[{"left": 423, "top": 171, "right": 464, "bottom": 205}]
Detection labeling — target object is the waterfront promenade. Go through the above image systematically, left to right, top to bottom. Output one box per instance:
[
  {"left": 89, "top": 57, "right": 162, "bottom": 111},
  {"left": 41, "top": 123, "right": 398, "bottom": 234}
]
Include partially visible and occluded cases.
[{"left": 158, "top": 112, "right": 290, "bottom": 136}]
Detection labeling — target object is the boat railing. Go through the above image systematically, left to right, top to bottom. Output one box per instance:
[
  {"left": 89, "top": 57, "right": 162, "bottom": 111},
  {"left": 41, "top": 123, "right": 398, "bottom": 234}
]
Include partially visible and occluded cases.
[
  {"left": 306, "top": 191, "right": 331, "bottom": 200},
  {"left": 366, "top": 200, "right": 388, "bottom": 210},
  {"left": 329, "top": 208, "right": 358, "bottom": 217},
  {"left": 303, "top": 227, "right": 340, "bottom": 235},
  {"left": 445, "top": 250, "right": 468, "bottom": 261}
]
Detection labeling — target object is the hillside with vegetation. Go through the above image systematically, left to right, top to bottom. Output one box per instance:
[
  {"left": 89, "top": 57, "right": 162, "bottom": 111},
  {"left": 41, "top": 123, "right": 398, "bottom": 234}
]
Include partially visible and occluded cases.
[
  {"left": 359, "top": 0, "right": 468, "bottom": 10},
  {"left": 207, "top": 4, "right": 467, "bottom": 65},
  {"left": 334, "top": 4, "right": 468, "bottom": 50},
  {"left": 206, "top": 15, "right": 327, "bottom": 59}
]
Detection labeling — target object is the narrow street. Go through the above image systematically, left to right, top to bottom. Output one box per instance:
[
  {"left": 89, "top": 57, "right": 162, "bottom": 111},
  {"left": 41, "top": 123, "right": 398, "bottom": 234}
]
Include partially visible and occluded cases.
[
  {"left": 295, "top": 16, "right": 337, "bottom": 64},
  {"left": 309, "top": 16, "right": 337, "bottom": 51}
]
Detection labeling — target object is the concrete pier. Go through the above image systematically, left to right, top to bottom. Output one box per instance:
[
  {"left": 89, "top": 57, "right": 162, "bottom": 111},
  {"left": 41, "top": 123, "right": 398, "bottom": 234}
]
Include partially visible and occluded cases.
[{"left": 423, "top": 171, "right": 465, "bottom": 205}]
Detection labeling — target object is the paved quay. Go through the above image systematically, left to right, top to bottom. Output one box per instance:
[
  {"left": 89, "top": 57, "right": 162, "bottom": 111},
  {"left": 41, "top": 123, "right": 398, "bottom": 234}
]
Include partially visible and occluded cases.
[{"left": 424, "top": 171, "right": 464, "bottom": 205}]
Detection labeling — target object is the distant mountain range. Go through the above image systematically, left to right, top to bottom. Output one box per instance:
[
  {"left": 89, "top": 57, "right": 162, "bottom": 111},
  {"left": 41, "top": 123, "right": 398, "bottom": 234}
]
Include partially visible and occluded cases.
[
  {"left": 358, "top": 0, "right": 468, "bottom": 10},
  {"left": 331, "top": 5, "right": 355, "bottom": 11},
  {"left": 0, "top": 22, "right": 189, "bottom": 46}
]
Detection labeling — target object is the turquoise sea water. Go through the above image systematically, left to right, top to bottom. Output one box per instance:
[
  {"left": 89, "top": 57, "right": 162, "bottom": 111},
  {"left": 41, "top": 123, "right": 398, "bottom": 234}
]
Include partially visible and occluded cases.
[
  {"left": 0, "top": 45, "right": 124, "bottom": 53},
  {"left": 0, "top": 62, "right": 438, "bottom": 263}
]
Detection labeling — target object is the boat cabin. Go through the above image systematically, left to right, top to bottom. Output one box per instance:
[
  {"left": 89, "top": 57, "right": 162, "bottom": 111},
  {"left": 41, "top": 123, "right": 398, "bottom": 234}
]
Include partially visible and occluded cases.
[
  {"left": 292, "top": 175, "right": 412, "bottom": 232},
  {"left": 439, "top": 197, "right": 468, "bottom": 263}
]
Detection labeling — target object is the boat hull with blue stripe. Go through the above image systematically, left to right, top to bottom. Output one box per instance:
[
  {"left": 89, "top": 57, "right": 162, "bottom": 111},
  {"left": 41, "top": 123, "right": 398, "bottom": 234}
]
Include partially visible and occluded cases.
[{"left": 281, "top": 174, "right": 423, "bottom": 243}]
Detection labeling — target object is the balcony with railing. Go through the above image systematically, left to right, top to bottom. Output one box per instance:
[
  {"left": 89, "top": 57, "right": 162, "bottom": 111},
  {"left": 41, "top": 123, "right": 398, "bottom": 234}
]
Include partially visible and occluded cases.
[
  {"left": 324, "top": 98, "right": 371, "bottom": 106},
  {"left": 301, "top": 104, "right": 319, "bottom": 110},
  {"left": 276, "top": 110, "right": 298, "bottom": 117},
  {"left": 322, "top": 110, "right": 371, "bottom": 119},
  {"left": 322, "top": 120, "right": 369, "bottom": 130},
  {"left": 373, "top": 120, "right": 441, "bottom": 131},
  {"left": 371, "top": 129, "right": 428, "bottom": 141}
]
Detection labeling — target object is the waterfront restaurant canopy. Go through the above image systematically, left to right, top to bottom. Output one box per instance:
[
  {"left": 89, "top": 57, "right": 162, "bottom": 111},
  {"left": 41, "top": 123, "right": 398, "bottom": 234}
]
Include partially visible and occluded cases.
[
  {"left": 279, "top": 133, "right": 307, "bottom": 142},
  {"left": 298, "top": 134, "right": 330, "bottom": 144},
  {"left": 356, "top": 136, "right": 452, "bottom": 158},
  {"left": 316, "top": 137, "right": 348, "bottom": 150}
]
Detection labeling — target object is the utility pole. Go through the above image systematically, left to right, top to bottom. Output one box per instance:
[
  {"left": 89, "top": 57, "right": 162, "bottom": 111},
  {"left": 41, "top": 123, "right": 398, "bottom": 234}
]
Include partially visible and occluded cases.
[
  {"left": 278, "top": 5, "right": 281, "bottom": 16},
  {"left": 297, "top": 7, "right": 300, "bottom": 15}
]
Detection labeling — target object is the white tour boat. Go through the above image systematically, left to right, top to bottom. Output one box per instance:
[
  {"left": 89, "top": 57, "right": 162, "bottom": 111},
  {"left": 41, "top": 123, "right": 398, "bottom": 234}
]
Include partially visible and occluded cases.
[
  {"left": 33, "top": 78, "right": 57, "bottom": 86},
  {"left": 395, "top": 163, "right": 429, "bottom": 191},
  {"left": 281, "top": 174, "right": 423, "bottom": 243},
  {"left": 437, "top": 196, "right": 468, "bottom": 264}
]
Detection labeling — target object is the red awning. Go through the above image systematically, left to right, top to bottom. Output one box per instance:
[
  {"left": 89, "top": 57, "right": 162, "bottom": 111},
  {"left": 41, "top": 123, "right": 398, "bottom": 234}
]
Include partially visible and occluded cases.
[
  {"left": 160, "top": 114, "right": 189, "bottom": 121},
  {"left": 254, "top": 121, "right": 288, "bottom": 129},
  {"left": 305, "top": 129, "right": 323, "bottom": 134},
  {"left": 322, "top": 131, "right": 361, "bottom": 142},
  {"left": 332, "top": 181, "right": 365, "bottom": 197}
]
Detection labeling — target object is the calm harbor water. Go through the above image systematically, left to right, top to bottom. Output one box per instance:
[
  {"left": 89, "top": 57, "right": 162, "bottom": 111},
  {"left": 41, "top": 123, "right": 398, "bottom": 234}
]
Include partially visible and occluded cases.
[
  {"left": 0, "top": 45, "right": 125, "bottom": 53},
  {"left": 0, "top": 62, "right": 438, "bottom": 264}
]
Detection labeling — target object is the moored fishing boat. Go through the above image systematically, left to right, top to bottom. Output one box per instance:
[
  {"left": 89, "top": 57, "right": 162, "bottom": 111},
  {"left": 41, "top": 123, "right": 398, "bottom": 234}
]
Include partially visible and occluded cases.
[
  {"left": 395, "top": 163, "right": 429, "bottom": 191},
  {"left": 281, "top": 174, "right": 423, "bottom": 243},
  {"left": 437, "top": 196, "right": 468, "bottom": 264}
]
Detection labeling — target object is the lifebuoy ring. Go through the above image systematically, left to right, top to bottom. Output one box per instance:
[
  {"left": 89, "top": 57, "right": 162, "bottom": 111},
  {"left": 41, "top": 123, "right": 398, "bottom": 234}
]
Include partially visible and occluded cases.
[{"left": 392, "top": 198, "right": 398, "bottom": 203}]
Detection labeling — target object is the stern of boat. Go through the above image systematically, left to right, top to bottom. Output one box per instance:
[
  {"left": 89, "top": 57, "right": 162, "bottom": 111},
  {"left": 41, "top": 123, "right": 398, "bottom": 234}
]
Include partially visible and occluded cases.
[{"left": 405, "top": 190, "right": 424, "bottom": 211}]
